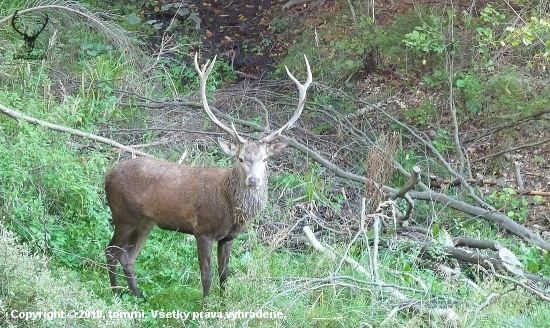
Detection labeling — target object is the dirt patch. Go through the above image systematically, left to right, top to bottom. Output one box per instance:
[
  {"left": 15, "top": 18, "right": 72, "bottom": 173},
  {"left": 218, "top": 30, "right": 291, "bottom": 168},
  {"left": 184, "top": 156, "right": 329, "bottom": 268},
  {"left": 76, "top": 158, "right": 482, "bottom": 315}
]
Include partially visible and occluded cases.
[
  {"left": 146, "top": 0, "right": 295, "bottom": 77},
  {"left": 192, "top": 0, "right": 282, "bottom": 76}
]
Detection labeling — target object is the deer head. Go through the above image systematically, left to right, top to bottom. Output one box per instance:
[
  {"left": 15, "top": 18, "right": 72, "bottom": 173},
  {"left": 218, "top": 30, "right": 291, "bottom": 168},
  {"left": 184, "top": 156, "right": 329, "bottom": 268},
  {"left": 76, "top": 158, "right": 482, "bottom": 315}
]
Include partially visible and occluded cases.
[{"left": 194, "top": 53, "right": 313, "bottom": 188}]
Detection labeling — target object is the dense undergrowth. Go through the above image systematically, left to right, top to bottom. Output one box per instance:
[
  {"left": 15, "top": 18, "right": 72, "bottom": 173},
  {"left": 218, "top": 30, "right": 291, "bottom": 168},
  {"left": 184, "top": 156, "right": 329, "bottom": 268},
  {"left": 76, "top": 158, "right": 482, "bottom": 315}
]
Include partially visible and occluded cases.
[{"left": 1, "top": 0, "right": 550, "bottom": 327}]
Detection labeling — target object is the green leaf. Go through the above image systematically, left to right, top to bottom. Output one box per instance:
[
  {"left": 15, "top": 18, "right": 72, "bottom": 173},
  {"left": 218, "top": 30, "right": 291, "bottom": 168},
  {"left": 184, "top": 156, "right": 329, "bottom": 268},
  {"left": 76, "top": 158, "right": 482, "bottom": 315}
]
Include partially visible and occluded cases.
[
  {"left": 176, "top": 8, "right": 190, "bottom": 17},
  {"left": 126, "top": 13, "right": 141, "bottom": 25},
  {"left": 189, "top": 13, "right": 201, "bottom": 30},
  {"left": 345, "top": 59, "right": 355, "bottom": 68},
  {"left": 456, "top": 79, "right": 466, "bottom": 88},
  {"left": 534, "top": 155, "right": 546, "bottom": 164},
  {"left": 503, "top": 187, "right": 517, "bottom": 195},
  {"left": 432, "top": 225, "right": 440, "bottom": 237}
]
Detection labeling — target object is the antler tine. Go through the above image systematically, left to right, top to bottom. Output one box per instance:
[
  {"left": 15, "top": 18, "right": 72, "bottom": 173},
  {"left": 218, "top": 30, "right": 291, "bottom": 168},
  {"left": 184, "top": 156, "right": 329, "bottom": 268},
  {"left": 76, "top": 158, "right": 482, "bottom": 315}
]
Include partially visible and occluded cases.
[
  {"left": 194, "top": 53, "right": 246, "bottom": 144},
  {"left": 261, "top": 54, "right": 312, "bottom": 143}
]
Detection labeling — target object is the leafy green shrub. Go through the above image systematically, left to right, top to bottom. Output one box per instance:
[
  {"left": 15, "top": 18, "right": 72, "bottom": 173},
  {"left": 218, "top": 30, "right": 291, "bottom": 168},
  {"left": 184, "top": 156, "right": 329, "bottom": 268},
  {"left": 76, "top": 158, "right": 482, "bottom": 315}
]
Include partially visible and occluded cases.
[
  {"left": 463, "top": 4, "right": 506, "bottom": 71},
  {"left": 379, "top": 5, "right": 450, "bottom": 72},
  {"left": 505, "top": 14, "right": 550, "bottom": 68},
  {"left": 327, "top": 16, "right": 376, "bottom": 75},
  {"left": 402, "top": 18, "right": 446, "bottom": 54},
  {"left": 455, "top": 70, "right": 485, "bottom": 114},
  {"left": 0, "top": 92, "right": 112, "bottom": 268},
  {"left": 486, "top": 188, "right": 539, "bottom": 222},
  {"left": 0, "top": 223, "right": 134, "bottom": 327}
]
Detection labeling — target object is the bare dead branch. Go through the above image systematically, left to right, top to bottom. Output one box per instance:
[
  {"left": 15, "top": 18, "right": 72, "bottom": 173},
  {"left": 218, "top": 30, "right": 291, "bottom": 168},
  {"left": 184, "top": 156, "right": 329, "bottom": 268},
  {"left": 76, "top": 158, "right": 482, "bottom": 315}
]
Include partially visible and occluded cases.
[
  {"left": 282, "top": 0, "right": 312, "bottom": 10},
  {"left": 0, "top": 103, "right": 153, "bottom": 158},
  {"left": 463, "top": 108, "right": 550, "bottom": 144},
  {"left": 99, "top": 127, "right": 223, "bottom": 137},
  {"left": 472, "top": 136, "right": 550, "bottom": 162},
  {"left": 503, "top": 153, "right": 525, "bottom": 191},
  {"left": 389, "top": 165, "right": 420, "bottom": 220},
  {"left": 391, "top": 166, "right": 421, "bottom": 200},
  {"left": 429, "top": 176, "right": 550, "bottom": 196},
  {"left": 409, "top": 190, "right": 550, "bottom": 250},
  {"left": 303, "top": 225, "right": 459, "bottom": 322},
  {"left": 453, "top": 237, "right": 503, "bottom": 251},
  {"left": 439, "top": 245, "right": 550, "bottom": 285},
  {"left": 441, "top": 245, "right": 506, "bottom": 271},
  {"left": 490, "top": 269, "right": 550, "bottom": 302},
  {"left": 476, "top": 293, "right": 500, "bottom": 311}
]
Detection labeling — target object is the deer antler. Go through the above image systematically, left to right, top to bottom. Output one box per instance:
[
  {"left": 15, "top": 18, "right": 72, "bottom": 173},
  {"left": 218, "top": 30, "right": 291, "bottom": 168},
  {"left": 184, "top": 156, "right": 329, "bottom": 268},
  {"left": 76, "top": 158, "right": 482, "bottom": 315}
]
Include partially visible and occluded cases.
[
  {"left": 11, "top": 11, "right": 49, "bottom": 41},
  {"left": 194, "top": 53, "right": 247, "bottom": 144},
  {"left": 261, "top": 54, "right": 312, "bottom": 143}
]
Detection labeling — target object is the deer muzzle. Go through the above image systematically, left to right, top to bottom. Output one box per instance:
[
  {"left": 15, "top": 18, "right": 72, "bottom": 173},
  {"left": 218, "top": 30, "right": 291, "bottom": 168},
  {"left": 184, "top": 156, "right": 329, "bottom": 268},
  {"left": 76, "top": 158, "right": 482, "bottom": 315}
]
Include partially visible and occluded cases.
[{"left": 246, "top": 177, "right": 262, "bottom": 189}]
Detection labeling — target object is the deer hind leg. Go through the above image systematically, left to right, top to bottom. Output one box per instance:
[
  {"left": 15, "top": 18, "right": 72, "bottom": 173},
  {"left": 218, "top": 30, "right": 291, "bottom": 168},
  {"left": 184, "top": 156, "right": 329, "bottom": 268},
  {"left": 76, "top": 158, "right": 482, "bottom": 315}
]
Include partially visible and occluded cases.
[
  {"left": 107, "top": 219, "right": 155, "bottom": 298},
  {"left": 105, "top": 233, "right": 124, "bottom": 294},
  {"left": 217, "top": 239, "right": 235, "bottom": 294}
]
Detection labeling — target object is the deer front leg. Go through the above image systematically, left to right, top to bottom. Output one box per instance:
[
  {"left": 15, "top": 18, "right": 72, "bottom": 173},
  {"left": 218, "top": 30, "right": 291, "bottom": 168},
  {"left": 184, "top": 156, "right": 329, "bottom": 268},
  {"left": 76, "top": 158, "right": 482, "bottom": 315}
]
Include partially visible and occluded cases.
[
  {"left": 196, "top": 235, "right": 214, "bottom": 298},
  {"left": 217, "top": 239, "right": 235, "bottom": 293}
]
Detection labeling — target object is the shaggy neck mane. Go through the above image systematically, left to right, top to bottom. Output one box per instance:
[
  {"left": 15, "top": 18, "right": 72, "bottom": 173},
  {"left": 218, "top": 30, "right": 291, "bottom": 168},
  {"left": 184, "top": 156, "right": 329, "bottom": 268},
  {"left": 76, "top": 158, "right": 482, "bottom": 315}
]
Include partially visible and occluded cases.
[{"left": 224, "top": 165, "right": 269, "bottom": 224}]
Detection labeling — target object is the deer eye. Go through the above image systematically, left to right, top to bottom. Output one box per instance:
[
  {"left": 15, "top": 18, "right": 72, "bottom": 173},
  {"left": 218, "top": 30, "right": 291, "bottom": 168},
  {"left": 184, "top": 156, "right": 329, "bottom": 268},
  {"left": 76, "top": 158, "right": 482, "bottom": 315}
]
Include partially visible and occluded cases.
[{"left": 238, "top": 157, "right": 244, "bottom": 163}]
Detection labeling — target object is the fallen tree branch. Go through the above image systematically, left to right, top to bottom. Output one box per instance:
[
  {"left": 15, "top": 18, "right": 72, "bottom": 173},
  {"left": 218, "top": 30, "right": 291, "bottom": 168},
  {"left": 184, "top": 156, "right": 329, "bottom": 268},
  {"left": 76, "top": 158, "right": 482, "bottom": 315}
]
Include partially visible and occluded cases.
[
  {"left": 282, "top": 0, "right": 312, "bottom": 10},
  {"left": 0, "top": 103, "right": 153, "bottom": 158},
  {"left": 282, "top": 133, "right": 550, "bottom": 250},
  {"left": 472, "top": 137, "right": 550, "bottom": 163},
  {"left": 504, "top": 153, "right": 525, "bottom": 191},
  {"left": 389, "top": 166, "right": 420, "bottom": 220},
  {"left": 430, "top": 176, "right": 550, "bottom": 196},
  {"left": 409, "top": 190, "right": 550, "bottom": 250},
  {"left": 303, "top": 225, "right": 459, "bottom": 322},
  {"left": 394, "top": 228, "right": 550, "bottom": 286},
  {"left": 453, "top": 237, "right": 503, "bottom": 251},
  {"left": 424, "top": 243, "right": 550, "bottom": 285},
  {"left": 460, "top": 250, "right": 550, "bottom": 285},
  {"left": 490, "top": 269, "right": 550, "bottom": 302}
]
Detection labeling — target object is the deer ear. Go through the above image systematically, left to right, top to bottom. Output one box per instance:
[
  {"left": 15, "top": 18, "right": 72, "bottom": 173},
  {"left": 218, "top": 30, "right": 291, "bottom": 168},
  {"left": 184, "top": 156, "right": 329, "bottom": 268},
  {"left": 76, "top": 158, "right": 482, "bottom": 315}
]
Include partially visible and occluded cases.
[
  {"left": 217, "top": 138, "right": 239, "bottom": 156},
  {"left": 267, "top": 142, "right": 287, "bottom": 156}
]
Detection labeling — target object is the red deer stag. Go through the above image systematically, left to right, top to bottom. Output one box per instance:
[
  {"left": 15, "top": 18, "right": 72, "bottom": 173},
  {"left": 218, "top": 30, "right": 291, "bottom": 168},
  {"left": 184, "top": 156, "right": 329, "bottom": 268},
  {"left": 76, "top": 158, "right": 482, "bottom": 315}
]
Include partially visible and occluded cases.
[{"left": 104, "top": 53, "right": 312, "bottom": 298}]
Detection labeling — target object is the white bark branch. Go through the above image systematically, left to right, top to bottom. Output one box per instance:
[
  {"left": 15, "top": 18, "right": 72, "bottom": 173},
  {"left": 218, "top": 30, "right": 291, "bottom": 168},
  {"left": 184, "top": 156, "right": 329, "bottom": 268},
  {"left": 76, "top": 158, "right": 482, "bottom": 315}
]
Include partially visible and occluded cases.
[
  {"left": 0, "top": 103, "right": 153, "bottom": 159},
  {"left": 302, "top": 225, "right": 459, "bottom": 322}
]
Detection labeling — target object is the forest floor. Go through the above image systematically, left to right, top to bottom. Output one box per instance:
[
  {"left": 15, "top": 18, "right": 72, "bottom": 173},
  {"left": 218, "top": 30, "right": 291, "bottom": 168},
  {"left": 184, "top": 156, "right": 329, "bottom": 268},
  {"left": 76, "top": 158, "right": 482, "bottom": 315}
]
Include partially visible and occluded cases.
[{"left": 147, "top": 0, "right": 492, "bottom": 76}]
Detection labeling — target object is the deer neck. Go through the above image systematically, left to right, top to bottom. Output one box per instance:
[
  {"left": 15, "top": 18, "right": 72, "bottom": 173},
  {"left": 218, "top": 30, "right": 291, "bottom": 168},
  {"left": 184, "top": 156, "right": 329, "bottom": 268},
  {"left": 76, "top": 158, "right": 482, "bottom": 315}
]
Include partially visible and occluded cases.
[{"left": 225, "top": 166, "right": 269, "bottom": 224}]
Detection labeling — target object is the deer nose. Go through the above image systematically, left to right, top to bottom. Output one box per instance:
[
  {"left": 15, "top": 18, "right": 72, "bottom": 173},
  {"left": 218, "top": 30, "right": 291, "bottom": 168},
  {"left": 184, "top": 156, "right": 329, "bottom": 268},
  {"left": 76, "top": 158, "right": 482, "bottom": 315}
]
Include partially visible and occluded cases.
[{"left": 247, "top": 177, "right": 262, "bottom": 188}]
